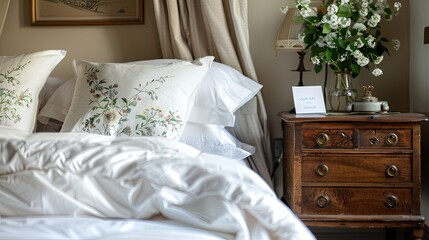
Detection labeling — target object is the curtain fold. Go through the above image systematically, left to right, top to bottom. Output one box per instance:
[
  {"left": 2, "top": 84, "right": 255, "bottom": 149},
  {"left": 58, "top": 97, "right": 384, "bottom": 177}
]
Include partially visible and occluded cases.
[
  {"left": 0, "top": 0, "right": 10, "bottom": 39},
  {"left": 153, "top": 0, "right": 273, "bottom": 187}
]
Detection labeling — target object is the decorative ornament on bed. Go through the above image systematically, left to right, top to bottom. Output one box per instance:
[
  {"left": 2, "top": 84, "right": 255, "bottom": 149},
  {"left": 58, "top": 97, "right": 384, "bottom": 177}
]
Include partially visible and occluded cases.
[
  {"left": 0, "top": 50, "right": 66, "bottom": 132},
  {"left": 66, "top": 56, "right": 214, "bottom": 139},
  {"left": 78, "top": 66, "right": 183, "bottom": 137}
]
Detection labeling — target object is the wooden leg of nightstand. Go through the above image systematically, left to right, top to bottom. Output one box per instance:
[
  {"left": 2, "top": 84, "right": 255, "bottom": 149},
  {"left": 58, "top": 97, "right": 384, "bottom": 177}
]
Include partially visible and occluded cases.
[{"left": 412, "top": 226, "right": 424, "bottom": 240}]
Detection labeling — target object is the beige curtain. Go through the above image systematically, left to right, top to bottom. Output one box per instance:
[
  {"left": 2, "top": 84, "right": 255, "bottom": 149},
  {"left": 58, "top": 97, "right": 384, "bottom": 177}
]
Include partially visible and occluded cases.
[
  {"left": 0, "top": 0, "right": 10, "bottom": 39},
  {"left": 153, "top": 0, "right": 273, "bottom": 186}
]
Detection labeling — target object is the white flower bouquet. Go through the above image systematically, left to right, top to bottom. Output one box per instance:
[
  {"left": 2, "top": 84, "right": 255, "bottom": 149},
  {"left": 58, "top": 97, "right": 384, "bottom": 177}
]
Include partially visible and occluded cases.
[{"left": 294, "top": 0, "right": 401, "bottom": 78}]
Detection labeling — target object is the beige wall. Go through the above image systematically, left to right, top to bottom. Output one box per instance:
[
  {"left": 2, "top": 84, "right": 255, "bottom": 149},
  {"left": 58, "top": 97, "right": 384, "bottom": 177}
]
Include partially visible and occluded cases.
[{"left": 0, "top": 0, "right": 162, "bottom": 79}]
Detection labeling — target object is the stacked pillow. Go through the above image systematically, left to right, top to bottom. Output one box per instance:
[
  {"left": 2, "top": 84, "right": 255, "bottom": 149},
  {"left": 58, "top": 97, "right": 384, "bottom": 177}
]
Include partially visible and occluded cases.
[
  {"left": 0, "top": 50, "right": 66, "bottom": 133},
  {"left": 37, "top": 58, "right": 262, "bottom": 159}
]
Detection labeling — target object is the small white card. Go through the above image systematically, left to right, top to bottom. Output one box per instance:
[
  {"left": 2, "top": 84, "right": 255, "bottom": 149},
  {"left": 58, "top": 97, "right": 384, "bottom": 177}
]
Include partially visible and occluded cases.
[{"left": 292, "top": 86, "right": 326, "bottom": 114}]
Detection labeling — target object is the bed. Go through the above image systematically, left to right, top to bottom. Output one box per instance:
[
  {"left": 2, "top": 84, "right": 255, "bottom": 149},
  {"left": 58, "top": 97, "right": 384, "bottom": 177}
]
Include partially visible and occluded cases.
[{"left": 0, "top": 50, "right": 315, "bottom": 240}]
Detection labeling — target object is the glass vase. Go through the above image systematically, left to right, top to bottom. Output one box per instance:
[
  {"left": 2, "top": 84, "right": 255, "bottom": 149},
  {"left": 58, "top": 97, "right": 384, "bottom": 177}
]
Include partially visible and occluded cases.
[{"left": 328, "top": 72, "right": 358, "bottom": 112}]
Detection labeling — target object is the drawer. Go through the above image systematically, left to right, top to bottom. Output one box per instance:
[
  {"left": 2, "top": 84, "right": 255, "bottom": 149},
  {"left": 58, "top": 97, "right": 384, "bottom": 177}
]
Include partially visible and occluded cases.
[
  {"left": 302, "top": 129, "right": 353, "bottom": 149},
  {"left": 357, "top": 129, "right": 412, "bottom": 149},
  {"left": 302, "top": 156, "right": 412, "bottom": 183},
  {"left": 301, "top": 187, "right": 412, "bottom": 215}
]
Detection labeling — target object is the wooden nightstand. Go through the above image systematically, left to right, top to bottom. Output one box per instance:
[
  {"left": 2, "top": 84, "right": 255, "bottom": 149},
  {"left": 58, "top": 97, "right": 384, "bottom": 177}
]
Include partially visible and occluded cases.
[{"left": 278, "top": 112, "right": 427, "bottom": 240}]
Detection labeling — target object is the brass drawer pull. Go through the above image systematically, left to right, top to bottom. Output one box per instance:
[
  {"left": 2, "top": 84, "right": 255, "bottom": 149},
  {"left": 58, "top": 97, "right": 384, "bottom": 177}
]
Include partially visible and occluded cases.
[
  {"left": 316, "top": 133, "right": 329, "bottom": 146},
  {"left": 385, "top": 133, "right": 399, "bottom": 146},
  {"left": 316, "top": 164, "right": 329, "bottom": 177},
  {"left": 386, "top": 165, "right": 398, "bottom": 177},
  {"left": 316, "top": 195, "right": 330, "bottom": 208},
  {"left": 385, "top": 195, "right": 399, "bottom": 208}
]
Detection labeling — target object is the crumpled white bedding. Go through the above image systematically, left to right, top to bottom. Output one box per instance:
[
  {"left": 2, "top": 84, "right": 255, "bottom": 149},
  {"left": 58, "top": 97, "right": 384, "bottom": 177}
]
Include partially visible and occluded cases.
[{"left": 0, "top": 127, "right": 315, "bottom": 240}]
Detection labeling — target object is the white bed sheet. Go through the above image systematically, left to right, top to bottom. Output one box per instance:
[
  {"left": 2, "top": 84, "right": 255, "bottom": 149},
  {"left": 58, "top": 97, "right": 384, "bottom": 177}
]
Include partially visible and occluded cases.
[
  {"left": 0, "top": 127, "right": 315, "bottom": 240},
  {"left": 0, "top": 216, "right": 234, "bottom": 240}
]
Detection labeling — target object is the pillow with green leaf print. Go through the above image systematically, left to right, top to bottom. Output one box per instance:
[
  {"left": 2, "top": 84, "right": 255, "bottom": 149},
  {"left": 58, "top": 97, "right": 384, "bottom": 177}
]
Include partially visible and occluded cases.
[
  {"left": 0, "top": 50, "right": 66, "bottom": 133},
  {"left": 65, "top": 56, "right": 214, "bottom": 139}
]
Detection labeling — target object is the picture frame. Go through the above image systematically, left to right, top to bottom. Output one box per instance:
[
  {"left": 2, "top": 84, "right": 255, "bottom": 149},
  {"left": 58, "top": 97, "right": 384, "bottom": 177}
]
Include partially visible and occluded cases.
[{"left": 32, "top": 0, "right": 144, "bottom": 26}]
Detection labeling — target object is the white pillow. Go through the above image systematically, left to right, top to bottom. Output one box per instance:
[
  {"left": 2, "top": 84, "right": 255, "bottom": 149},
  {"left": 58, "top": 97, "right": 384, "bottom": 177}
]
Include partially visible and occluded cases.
[
  {"left": 0, "top": 50, "right": 66, "bottom": 132},
  {"left": 63, "top": 56, "right": 214, "bottom": 139},
  {"left": 39, "top": 60, "right": 262, "bottom": 127},
  {"left": 132, "top": 60, "right": 262, "bottom": 126},
  {"left": 188, "top": 62, "right": 262, "bottom": 126},
  {"left": 38, "top": 78, "right": 75, "bottom": 124},
  {"left": 180, "top": 122, "right": 255, "bottom": 160}
]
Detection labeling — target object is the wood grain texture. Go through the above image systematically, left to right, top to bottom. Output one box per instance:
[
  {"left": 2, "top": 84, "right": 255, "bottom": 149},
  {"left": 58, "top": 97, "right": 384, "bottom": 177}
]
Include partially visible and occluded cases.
[{"left": 279, "top": 112, "right": 428, "bottom": 240}]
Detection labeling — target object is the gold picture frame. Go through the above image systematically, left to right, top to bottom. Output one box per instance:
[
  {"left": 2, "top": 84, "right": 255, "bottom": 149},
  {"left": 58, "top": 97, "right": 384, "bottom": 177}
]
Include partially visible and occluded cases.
[{"left": 32, "top": 0, "right": 144, "bottom": 26}]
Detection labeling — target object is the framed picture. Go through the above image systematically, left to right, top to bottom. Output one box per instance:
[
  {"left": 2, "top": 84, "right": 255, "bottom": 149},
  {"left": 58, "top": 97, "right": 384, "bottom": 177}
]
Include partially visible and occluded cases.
[{"left": 32, "top": 0, "right": 144, "bottom": 26}]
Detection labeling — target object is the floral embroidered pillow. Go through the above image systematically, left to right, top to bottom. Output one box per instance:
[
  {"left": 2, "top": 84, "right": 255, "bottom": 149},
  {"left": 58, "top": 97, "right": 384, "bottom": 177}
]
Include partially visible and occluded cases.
[
  {"left": 0, "top": 50, "right": 66, "bottom": 132},
  {"left": 64, "top": 56, "right": 214, "bottom": 139}
]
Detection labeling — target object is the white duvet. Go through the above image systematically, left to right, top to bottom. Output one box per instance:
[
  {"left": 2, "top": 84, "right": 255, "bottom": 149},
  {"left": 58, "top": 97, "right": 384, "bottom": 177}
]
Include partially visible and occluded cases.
[{"left": 0, "top": 126, "right": 315, "bottom": 240}]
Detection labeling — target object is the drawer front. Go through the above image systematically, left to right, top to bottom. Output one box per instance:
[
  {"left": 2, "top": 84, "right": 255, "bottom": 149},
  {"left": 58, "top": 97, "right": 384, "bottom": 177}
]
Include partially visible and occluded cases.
[
  {"left": 302, "top": 129, "right": 354, "bottom": 149},
  {"left": 357, "top": 129, "right": 412, "bottom": 149},
  {"left": 302, "top": 156, "right": 412, "bottom": 183},
  {"left": 302, "top": 187, "right": 412, "bottom": 215}
]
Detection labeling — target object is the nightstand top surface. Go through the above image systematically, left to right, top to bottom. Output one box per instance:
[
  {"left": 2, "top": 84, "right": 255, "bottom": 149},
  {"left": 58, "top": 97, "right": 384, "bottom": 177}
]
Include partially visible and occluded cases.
[{"left": 278, "top": 112, "right": 428, "bottom": 123}]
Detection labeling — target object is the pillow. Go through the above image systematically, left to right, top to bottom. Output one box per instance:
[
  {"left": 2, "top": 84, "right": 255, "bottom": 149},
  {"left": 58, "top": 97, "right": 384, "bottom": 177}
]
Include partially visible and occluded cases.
[
  {"left": 0, "top": 50, "right": 66, "bottom": 132},
  {"left": 63, "top": 56, "right": 214, "bottom": 139},
  {"left": 39, "top": 60, "right": 262, "bottom": 127},
  {"left": 132, "top": 60, "right": 263, "bottom": 126},
  {"left": 187, "top": 62, "right": 262, "bottom": 126},
  {"left": 38, "top": 77, "right": 74, "bottom": 124},
  {"left": 180, "top": 122, "right": 255, "bottom": 160}
]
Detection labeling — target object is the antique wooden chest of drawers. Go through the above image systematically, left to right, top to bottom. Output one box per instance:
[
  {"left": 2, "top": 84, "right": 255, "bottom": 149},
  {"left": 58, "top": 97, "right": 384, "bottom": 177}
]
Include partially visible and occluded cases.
[{"left": 278, "top": 112, "right": 427, "bottom": 239}]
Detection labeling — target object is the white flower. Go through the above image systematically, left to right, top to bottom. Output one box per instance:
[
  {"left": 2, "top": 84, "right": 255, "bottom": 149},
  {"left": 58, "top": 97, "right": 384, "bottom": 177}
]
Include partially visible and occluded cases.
[
  {"left": 341, "top": 0, "right": 349, "bottom": 5},
  {"left": 394, "top": 2, "right": 402, "bottom": 14},
  {"left": 327, "top": 4, "right": 338, "bottom": 15},
  {"left": 359, "top": 8, "right": 369, "bottom": 17},
  {"left": 368, "top": 13, "right": 381, "bottom": 27},
  {"left": 339, "top": 17, "right": 351, "bottom": 28},
  {"left": 353, "top": 23, "right": 367, "bottom": 31},
  {"left": 366, "top": 35, "right": 376, "bottom": 48},
  {"left": 354, "top": 38, "right": 364, "bottom": 48},
  {"left": 392, "top": 39, "right": 400, "bottom": 51},
  {"left": 374, "top": 55, "right": 384, "bottom": 64},
  {"left": 311, "top": 56, "right": 321, "bottom": 65},
  {"left": 357, "top": 56, "right": 370, "bottom": 66},
  {"left": 372, "top": 68, "right": 383, "bottom": 76},
  {"left": 103, "top": 109, "right": 121, "bottom": 126}
]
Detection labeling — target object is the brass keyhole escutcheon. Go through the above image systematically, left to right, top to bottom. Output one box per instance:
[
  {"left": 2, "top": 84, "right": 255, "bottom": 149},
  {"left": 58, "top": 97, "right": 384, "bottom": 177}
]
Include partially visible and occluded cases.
[
  {"left": 316, "top": 133, "right": 329, "bottom": 146},
  {"left": 385, "top": 133, "right": 399, "bottom": 146},
  {"left": 316, "top": 164, "right": 329, "bottom": 177},
  {"left": 386, "top": 165, "right": 398, "bottom": 177},
  {"left": 316, "top": 195, "right": 330, "bottom": 208},
  {"left": 385, "top": 195, "right": 399, "bottom": 208}
]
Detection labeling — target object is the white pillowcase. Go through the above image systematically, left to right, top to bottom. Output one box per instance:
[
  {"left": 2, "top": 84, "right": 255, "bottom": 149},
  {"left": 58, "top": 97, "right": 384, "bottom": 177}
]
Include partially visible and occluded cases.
[
  {"left": 0, "top": 50, "right": 66, "bottom": 133},
  {"left": 63, "top": 57, "right": 214, "bottom": 139},
  {"left": 131, "top": 60, "right": 262, "bottom": 126},
  {"left": 38, "top": 77, "right": 74, "bottom": 124},
  {"left": 180, "top": 122, "right": 255, "bottom": 160}
]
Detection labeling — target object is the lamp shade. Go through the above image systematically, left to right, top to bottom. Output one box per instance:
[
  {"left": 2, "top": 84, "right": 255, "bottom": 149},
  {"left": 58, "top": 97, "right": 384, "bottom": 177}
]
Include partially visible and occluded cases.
[{"left": 275, "top": 7, "right": 305, "bottom": 51}]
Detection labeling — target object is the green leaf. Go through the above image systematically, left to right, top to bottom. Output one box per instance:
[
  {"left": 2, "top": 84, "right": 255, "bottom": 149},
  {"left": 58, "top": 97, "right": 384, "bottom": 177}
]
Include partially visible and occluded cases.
[
  {"left": 338, "top": 5, "right": 351, "bottom": 18},
  {"left": 384, "top": 7, "right": 392, "bottom": 15},
  {"left": 322, "top": 23, "right": 331, "bottom": 34},
  {"left": 380, "top": 37, "right": 388, "bottom": 42},
  {"left": 325, "top": 50, "right": 333, "bottom": 61},
  {"left": 351, "top": 63, "right": 360, "bottom": 75},
  {"left": 315, "top": 64, "right": 323, "bottom": 73}
]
